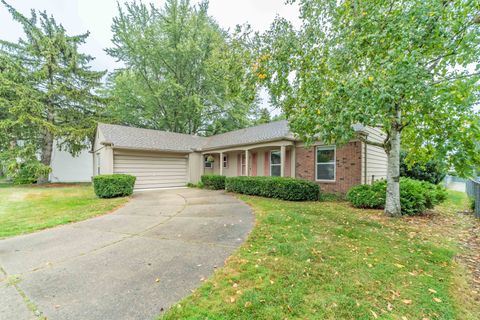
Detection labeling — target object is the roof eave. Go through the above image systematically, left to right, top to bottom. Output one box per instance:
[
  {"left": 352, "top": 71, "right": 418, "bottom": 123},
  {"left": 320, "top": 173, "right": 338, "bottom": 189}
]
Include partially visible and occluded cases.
[
  {"left": 201, "top": 136, "right": 298, "bottom": 152},
  {"left": 112, "top": 145, "right": 192, "bottom": 154}
]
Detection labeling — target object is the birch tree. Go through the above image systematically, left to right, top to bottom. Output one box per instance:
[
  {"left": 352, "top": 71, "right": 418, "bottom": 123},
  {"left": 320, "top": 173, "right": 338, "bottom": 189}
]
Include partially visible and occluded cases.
[{"left": 261, "top": 0, "right": 480, "bottom": 216}]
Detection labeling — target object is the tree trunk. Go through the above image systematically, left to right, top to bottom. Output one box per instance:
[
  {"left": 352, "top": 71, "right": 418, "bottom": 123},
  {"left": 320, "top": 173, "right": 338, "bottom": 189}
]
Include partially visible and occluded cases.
[
  {"left": 385, "top": 124, "right": 402, "bottom": 217},
  {"left": 37, "top": 128, "right": 54, "bottom": 184}
]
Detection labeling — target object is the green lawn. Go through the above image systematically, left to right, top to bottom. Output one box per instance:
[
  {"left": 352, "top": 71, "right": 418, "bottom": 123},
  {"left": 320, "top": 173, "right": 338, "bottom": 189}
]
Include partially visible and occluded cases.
[
  {"left": 0, "top": 184, "right": 129, "bottom": 238},
  {"left": 163, "top": 191, "right": 479, "bottom": 319}
]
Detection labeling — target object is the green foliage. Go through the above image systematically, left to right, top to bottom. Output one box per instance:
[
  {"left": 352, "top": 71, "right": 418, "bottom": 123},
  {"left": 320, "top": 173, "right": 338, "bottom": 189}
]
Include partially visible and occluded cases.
[
  {"left": 107, "top": 0, "right": 260, "bottom": 135},
  {"left": 261, "top": 0, "right": 480, "bottom": 215},
  {"left": 262, "top": 0, "right": 480, "bottom": 175},
  {"left": 0, "top": 1, "right": 106, "bottom": 176},
  {"left": 0, "top": 143, "right": 50, "bottom": 184},
  {"left": 400, "top": 152, "right": 447, "bottom": 185},
  {"left": 93, "top": 174, "right": 136, "bottom": 199},
  {"left": 200, "top": 175, "right": 226, "bottom": 190},
  {"left": 225, "top": 176, "right": 319, "bottom": 201},
  {"left": 347, "top": 178, "right": 447, "bottom": 215},
  {"left": 346, "top": 183, "right": 386, "bottom": 209},
  {"left": 318, "top": 192, "right": 344, "bottom": 202},
  {"left": 470, "top": 198, "right": 475, "bottom": 211}
]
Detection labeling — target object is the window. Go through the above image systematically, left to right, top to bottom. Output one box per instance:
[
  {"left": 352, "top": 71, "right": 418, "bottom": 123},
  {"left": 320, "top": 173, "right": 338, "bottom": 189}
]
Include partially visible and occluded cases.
[
  {"left": 316, "top": 146, "right": 335, "bottom": 181},
  {"left": 270, "top": 150, "right": 281, "bottom": 176},
  {"left": 96, "top": 153, "right": 101, "bottom": 175},
  {"left": 223, "top": 155, "right": 228, "bottom": 168},
  {"left": 204, "top": 156, "right": 213, "bottom": 168}
]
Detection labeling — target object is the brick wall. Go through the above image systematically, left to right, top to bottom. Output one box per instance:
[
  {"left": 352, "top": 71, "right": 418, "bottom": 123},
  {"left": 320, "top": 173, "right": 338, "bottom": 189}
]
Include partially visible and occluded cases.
[{"left": 295, "top": 141, "right": 362, "bottom": 194}]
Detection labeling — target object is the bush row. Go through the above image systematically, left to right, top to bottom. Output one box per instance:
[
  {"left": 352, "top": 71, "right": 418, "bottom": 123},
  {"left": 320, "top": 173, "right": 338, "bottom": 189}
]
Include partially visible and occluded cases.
[
  {"left": 93, "top": 174, "right": 136, "bottom": 198},
  {"left": 200, "top": 175, "right": 226, "bottom": 190},
  {"left": 225, "top": 176, "right": 320, "bottom": 201},
  {"left": 346, "top": 177, "right": 447, "bottom": 215}
]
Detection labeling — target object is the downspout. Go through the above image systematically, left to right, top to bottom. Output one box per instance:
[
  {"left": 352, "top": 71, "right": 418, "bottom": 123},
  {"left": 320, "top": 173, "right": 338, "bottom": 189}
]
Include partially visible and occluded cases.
[{"left": 364, "top": 141, "right": 368, "bottom": 184}]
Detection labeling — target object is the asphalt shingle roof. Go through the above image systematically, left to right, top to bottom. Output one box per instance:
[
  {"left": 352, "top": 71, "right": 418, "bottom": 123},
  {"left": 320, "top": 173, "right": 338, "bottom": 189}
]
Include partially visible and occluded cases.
[
  {"left": 98, "top": 120, "right": 295, "bottom": 152},
  {"left": 203, "top": 120, "right": 294, "bottom": 150},
  {"left": 98, "top": 124, "right": 208, "bottom": 152}
]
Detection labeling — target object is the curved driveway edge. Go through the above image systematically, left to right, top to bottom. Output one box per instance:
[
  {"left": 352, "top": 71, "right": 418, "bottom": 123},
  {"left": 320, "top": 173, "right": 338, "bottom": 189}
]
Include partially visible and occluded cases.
[{"left": 0, "top": 188, "right": 254, "bottom": 320}]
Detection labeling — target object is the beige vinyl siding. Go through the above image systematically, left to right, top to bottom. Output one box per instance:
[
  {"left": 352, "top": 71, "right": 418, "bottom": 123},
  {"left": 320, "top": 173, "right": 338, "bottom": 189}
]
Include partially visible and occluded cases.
[
  {"left": 363, "top": 127, "right": 388, "bottom": 184},
  {"left": 93, "top": 129, "right": 113, "bottom": 176},
  {"left": 113, "top": 150, "right": 188, "bottom": 189},
  {"left": 222, "top": 152, "right": 239, "bottom": 177}
]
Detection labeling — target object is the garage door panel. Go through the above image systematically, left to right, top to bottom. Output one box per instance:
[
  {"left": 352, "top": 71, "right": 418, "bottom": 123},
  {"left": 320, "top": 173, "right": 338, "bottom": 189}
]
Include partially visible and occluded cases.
[
  {"left": 113, "top": 152, "right": 188, "bottom": 190},
  {"left": 114, "top": 158, "right": 187, "bottom": 165},
  {"left": 114, "top": 165, "right": 187, "bottom": 171},
  {"left": 114, "top": 168, "right": 187, "bottom": 176},
  {"left": 113, "top": 170, "right": 187, "bottom": 177},
  {"left": 134, "top": 176, "right": 187, "bottom": 182},
  {"left": 135, "top": 179, "right": 186, "bottom": 185},
  {"left": 134, "top": 182, "right": 185, "bottom": 189}
]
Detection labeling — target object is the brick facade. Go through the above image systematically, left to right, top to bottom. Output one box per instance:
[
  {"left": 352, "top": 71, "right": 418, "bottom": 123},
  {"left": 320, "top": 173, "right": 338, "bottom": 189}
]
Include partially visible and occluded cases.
[{"left": 295, "top": 141, "right": 363, "bottom": 194}]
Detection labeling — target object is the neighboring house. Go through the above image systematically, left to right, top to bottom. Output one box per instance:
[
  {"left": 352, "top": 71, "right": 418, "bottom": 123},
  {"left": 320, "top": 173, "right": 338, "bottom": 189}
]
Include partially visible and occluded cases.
[
  {"left": 93, "top": 120, "right": 387, "bottom": 193},
  {"left": 49, "top": 140, "right": 92, "bottom": 183}
]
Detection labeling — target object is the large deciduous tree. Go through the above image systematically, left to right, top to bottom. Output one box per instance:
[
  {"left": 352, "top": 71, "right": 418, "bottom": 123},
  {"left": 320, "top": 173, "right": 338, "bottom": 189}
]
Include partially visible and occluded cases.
[
  {"left": 106, "top": 0, "right": 260, "bottom": 135},
  {"left": 262, "top": 0, "right": 480, "bottom": 216},
  {"left": 0, "top": 1, "right": 106, "bottom": 183}
]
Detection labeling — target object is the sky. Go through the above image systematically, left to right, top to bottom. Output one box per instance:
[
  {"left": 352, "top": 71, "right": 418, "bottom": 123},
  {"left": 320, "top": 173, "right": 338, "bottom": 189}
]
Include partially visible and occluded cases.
[
  {"left": 0, "top": 0, "right": 301, "bottom": 71},
  {"left": 0, "top": 1, "right": 301, "bottom": 114}
]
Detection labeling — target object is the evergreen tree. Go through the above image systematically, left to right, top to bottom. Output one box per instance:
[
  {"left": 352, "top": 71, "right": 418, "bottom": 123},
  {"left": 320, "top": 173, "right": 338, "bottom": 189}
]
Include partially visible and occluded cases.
[{"left": 0, "top": 1, "right": 106, "bottom": 183}]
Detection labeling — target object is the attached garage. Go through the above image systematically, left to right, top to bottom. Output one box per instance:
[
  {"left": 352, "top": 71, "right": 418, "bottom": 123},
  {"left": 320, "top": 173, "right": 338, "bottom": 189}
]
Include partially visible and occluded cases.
[{"left": 113, "top": 150, "right": 188, "bottom": 190}]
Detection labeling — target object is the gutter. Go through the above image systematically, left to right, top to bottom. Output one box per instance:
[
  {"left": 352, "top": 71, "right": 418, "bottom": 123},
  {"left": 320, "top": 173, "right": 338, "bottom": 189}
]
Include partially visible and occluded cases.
[
  {"left": 200, "top": 136, "right": 298, "bottom": 152},
  {"left": 110, "top": 145, "right": 192, "bottom": 154}
]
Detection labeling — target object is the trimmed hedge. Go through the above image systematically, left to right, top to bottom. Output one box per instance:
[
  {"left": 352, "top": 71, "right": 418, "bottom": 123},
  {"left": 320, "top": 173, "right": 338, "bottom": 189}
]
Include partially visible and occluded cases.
[
  {"left": 93, "top": 174, "right": 136, "bottom": 198},
  {"left": 201, "top": 175, "right": 226, "bottom": 190},
  {"left": 225, "top": 176, "right": 319, "bottom": 201},
  {"left": 346, "top": 177, "right": 447, "bottom": 215}
]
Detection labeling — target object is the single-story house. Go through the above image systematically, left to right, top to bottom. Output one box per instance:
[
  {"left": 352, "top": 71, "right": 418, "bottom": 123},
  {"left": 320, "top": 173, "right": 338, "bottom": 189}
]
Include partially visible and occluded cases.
[
  {"left": 93, "top": 120, "right": 387, "bottom": 193},
  {"left": 49, "top": 140, "right": 92, "bottom": 183}
]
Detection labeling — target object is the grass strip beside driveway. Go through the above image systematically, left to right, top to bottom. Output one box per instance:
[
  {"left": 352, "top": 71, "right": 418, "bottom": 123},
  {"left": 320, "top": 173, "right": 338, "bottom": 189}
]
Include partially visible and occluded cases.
[
  {"left": 0, "top": 184, "right": 128, "bottom": 238},
  {"left": 163, "top": 191, "right": 479, "bottom": 319}
]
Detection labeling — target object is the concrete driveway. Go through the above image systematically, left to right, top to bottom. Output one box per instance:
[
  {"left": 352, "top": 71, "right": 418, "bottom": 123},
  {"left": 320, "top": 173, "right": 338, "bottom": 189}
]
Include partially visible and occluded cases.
[{"left": 0, "top": 188, "right": 254, "bottom": 320}]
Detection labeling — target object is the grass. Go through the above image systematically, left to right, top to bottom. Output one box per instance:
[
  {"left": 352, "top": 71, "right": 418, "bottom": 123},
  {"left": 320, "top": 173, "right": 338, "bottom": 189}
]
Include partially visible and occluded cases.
[
  {"left": 0, "top": 183, "right": 128, "bottom": 238},
  {"left": 162, "top": 191, "right": 479, "bottom": 320}
]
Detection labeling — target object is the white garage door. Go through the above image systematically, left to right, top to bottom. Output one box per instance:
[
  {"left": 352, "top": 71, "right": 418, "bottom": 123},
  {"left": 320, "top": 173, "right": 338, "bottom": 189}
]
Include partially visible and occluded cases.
[{"left": 113, "top": 151, "right": 188, "bottom": 190}]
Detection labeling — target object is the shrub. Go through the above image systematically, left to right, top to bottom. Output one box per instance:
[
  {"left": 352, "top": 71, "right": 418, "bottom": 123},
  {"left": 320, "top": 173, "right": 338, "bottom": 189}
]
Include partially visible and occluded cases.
[
  {"left": 0, "top": 145, "right": 51, "bottom": 184},
  {"left": 400, "top": 151, "right": 446, "bottom": 184},
  {"left": 93, "top": 174, "right": 136, "bottom": 198},
  {"left": 200, "top": 175, "right": 226, "bottom": 190},
  {"left": 225, "top": 176, "right": 319, "bottom": 201},
  {"left": 346, "top": 178, "right": 447, "bottom": 215},
  {"left": 399, "top": 178, "right": 427, "bottom": 215},
  {"left": 346, "top": 183, "right": 385, "bottom": 209},
  {"left": 319, "top": 192, "right": 344, "bottom": 202},
  {"left": 470, "top": 198, "right": 475, "bottom": 211}
]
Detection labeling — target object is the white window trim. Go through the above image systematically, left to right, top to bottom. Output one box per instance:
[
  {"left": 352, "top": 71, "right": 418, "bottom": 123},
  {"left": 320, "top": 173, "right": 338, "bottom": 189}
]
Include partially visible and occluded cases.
[
  {"left": 315, "top": 145, "right": 336, "bottom": 182},
  {"left": 270, "top": 150, "right": 281, "bottom": 176},
  {"left": 223, "top": 155, "right": 228, "bottom": 168},
  {"left": 204, "top": 156, "right": 213, "bottom": 169}
]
